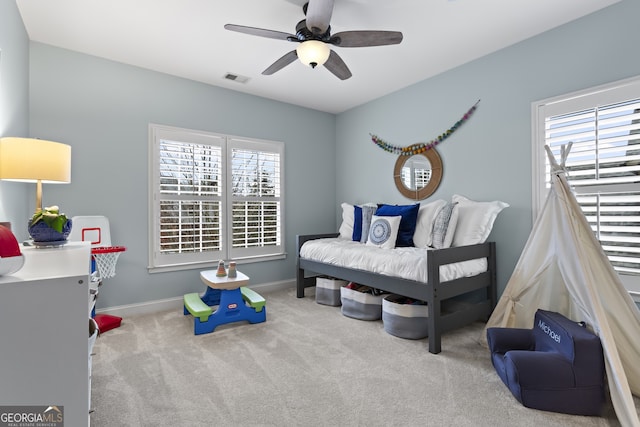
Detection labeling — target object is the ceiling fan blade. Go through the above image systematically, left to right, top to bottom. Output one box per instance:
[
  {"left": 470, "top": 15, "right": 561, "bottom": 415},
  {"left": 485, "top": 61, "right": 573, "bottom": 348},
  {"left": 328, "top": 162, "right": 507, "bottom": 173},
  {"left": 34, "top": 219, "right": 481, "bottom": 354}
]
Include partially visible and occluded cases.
[
  {"left": 305, "top": 0, "right": 334, "bottom": 35},
  {"left": 224, "top": 24, "right": 295, "bottom": 41},
  {"left": 330, "top": 31, "right": 403, "bottom": 47},
  {"left": 262, "top": 50, "right": 299, "bottom": 75},
  {"left": 323, "top": 50, "right": 352, "bottom": 80}
]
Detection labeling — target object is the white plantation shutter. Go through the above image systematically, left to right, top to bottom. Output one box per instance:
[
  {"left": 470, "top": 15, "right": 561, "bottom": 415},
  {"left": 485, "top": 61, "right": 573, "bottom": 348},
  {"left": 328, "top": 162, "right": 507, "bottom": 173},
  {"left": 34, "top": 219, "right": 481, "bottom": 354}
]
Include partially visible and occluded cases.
[
  {"left": 534, "top": 76, "right": 640, "bottom": 278},
  {"left": 149, "top": 125, "right": 284, "bottom": 271},
  {"left": 158, "top": 139, "right": 222, "bottom": 253},
  {"left": 228, "top": 139, "right": 283, "bottom": 259}
]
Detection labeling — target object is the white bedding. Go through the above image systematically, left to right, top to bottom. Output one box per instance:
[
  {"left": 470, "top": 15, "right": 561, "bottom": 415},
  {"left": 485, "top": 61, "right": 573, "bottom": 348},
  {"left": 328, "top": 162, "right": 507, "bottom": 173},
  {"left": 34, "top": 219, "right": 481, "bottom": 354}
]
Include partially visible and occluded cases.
[{"left": 300, "top": 238, "right": 487, "bottom": 283}]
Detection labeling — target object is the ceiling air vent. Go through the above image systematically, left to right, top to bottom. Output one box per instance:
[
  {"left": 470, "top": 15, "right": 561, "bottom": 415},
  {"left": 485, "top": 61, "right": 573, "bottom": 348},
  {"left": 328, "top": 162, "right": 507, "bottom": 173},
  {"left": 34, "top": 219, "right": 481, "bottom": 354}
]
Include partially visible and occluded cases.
[{"left": 223, "top": 73, "right": 249, "bottom": 84}]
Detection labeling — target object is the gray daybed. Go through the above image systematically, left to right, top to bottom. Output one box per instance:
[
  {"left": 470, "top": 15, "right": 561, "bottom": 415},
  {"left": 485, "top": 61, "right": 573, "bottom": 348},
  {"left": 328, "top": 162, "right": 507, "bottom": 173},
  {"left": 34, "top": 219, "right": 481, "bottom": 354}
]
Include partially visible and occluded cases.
[{"left": 296, "top": 233, "right": 497, "bottom": 354}]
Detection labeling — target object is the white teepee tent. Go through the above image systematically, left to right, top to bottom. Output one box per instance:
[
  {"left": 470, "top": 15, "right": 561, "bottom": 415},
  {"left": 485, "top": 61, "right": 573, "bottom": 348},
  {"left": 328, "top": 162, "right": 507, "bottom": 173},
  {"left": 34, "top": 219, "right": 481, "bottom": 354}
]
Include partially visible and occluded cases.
[{"left": 484, "top": 145, "right": 640, "bottom": 426}]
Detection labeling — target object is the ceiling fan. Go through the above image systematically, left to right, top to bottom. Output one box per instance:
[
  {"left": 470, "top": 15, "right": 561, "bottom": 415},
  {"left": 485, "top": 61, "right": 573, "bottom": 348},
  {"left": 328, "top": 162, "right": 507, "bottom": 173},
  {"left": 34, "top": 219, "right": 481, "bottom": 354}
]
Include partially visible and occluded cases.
[{"left": 224, "top": 0, "right": 403, "bottom": 80}]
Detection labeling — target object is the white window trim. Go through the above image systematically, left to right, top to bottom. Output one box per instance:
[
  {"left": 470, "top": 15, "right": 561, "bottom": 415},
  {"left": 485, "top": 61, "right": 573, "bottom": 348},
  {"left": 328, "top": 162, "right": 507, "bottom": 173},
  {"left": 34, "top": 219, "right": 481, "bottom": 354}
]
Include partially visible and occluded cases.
[
  {"left": 531, "top": 75, "right": 640, "bottom": 301},
  {"left": 147, "top": 124, "right": 285, "bottom": 273}
]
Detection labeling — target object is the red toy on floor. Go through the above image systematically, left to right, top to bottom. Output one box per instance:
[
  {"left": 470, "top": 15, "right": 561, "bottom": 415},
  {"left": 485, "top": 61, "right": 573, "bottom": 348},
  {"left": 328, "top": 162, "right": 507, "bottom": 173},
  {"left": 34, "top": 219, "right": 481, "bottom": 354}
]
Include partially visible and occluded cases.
[{"left": 94, "top": 313, "right": 122, "bottom": 333}]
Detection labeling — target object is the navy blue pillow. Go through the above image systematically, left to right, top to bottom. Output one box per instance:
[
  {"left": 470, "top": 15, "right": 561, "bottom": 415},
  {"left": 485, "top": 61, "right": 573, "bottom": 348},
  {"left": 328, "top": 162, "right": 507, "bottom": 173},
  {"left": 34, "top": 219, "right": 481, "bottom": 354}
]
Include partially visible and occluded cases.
[
  {"left": 375, "top": 204, "right": 420, "bottom": 247},
  {"left": 352, "top": 205, "right": 363, "bottom": 241}
]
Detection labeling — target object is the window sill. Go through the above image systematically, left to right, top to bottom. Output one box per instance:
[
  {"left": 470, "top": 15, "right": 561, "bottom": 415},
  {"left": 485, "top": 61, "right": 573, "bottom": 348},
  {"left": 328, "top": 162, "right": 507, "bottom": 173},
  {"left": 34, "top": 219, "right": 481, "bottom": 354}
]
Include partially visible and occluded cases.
[{"left": 148, "top": 253, "right": 287, "bottom": 274}]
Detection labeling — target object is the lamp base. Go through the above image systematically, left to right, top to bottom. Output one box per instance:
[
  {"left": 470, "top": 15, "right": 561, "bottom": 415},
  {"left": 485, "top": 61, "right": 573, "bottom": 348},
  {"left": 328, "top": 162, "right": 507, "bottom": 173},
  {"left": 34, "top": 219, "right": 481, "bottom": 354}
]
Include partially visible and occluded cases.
[{"left": 32, "top": 239, "right": 68, "bottom": 249}]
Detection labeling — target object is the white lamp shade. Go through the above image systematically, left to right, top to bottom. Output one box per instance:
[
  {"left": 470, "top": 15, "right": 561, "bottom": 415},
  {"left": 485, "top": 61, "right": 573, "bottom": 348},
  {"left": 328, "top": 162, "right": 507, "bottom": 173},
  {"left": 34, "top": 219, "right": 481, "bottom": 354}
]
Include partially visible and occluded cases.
[
  {"left": 296, "top": 40, "right": 330, "bottom": 68},
  {"left": 0, "top": 137, "right": 71, "bottom": 183}
]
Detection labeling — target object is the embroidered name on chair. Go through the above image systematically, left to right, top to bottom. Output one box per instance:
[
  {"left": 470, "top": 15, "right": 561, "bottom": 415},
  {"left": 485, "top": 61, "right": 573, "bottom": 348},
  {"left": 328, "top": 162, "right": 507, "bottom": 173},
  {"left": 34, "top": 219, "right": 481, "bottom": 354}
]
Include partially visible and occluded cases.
[{"left": 538, "top": 319, "right": 561, "bottom": 343}]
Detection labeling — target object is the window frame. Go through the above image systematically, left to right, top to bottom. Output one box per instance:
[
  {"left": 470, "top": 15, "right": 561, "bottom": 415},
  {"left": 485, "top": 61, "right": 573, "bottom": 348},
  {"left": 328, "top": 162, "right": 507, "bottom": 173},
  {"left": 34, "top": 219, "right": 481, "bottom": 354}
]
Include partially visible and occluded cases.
[
  {"left": 531, "top": 75, "right": 640, "bottom": 300},
  {"left": 148, "top": 124, "right": 285, "bottom": 273}
]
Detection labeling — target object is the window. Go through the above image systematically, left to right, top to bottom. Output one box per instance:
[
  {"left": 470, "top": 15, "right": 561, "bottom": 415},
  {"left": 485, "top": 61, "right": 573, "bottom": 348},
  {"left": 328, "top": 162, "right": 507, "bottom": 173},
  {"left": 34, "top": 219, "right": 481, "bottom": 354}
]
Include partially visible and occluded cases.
[
  {"left": 532, "top": 76, "right": 640, "bottom": 297},
  {"left": 148, "top": 124, "right": 284, "bottom": 272}
]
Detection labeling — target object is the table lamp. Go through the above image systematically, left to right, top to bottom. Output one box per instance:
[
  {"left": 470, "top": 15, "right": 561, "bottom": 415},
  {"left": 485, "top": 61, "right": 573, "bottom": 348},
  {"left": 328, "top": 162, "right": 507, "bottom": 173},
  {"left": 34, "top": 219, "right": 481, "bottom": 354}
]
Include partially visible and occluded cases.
[{"left": 0, "top": 137, "right": 71, "bottom": 213}]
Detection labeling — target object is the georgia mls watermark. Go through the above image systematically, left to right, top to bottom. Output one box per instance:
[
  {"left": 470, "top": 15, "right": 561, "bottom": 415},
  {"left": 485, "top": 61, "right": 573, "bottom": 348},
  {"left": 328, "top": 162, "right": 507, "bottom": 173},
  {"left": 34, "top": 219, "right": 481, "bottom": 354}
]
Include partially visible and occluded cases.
[{"left": 0, "top": 405, "right": 63, "bottom": 427}]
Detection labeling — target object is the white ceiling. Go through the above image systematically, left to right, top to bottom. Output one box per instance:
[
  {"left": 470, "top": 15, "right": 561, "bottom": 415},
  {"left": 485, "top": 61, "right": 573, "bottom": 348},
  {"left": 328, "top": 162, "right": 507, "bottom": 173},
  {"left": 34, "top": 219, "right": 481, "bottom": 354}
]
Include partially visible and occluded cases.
[{"left": 17, "top": 0, "right": 619, "bottom": 114}]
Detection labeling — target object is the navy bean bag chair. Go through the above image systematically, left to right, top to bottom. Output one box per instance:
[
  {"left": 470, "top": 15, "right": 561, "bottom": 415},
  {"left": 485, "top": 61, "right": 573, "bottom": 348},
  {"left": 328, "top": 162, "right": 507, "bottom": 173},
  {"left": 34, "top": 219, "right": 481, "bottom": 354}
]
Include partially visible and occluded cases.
[{"left": 486, "top": 309, "right": 605, "bottom": 415}]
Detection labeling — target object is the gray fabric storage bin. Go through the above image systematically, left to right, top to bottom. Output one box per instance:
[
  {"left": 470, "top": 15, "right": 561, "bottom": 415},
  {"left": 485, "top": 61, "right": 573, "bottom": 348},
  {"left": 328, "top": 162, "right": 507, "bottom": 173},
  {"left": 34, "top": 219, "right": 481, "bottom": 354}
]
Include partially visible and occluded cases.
[
  {"left": 316, "top": 277, "right": 348, "bottom": 306},
  {"left": 340, "top": 286, "right": 383, "bottom": 320},
  {"left": 382, "top": 294, "right": 429, "bottom": 339}
]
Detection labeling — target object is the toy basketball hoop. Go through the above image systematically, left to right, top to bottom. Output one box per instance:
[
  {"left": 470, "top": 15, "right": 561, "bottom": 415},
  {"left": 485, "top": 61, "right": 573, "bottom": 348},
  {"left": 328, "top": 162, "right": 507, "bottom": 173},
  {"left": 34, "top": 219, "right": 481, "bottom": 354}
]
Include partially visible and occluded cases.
[{"left": 92, "top": 246, "right": 126, "bottom": 280}]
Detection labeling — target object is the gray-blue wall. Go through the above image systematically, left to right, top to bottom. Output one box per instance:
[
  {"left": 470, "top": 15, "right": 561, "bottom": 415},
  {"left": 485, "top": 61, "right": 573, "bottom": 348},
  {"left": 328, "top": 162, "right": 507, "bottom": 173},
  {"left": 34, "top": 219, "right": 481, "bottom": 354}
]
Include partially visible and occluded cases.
[
  {"left": 0, "top": 0, "right": 31, "bottom": 228},
  {"left": 4, "top": 0, "right": 640, "bottom": 309},
  {"left": 336, "top": 0, "right": 640, "bottom": 294},
  {"left": 27, "top": 44, "right": 336, "bottom": 308}
]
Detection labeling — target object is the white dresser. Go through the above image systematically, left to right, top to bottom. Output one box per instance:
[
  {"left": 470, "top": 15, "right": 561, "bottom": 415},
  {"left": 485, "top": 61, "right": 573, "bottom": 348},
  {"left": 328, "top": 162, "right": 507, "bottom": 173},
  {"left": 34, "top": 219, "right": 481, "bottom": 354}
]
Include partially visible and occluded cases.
[{"left": 0, "top": 242, "right": 92, "bottom": 426}]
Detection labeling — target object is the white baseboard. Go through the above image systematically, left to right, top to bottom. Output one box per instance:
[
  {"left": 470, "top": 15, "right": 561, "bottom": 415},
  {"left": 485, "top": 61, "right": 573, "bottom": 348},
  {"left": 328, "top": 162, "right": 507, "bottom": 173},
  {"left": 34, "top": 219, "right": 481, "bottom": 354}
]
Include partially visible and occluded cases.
[{"left": 95, "top": 279, "right": 295, "bottom": 318}]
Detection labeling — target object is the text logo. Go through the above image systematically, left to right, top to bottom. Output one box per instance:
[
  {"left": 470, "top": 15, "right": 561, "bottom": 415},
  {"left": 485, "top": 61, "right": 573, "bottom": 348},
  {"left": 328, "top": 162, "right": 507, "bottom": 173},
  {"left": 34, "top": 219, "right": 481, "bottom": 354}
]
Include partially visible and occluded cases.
[{"left": 0, "top": 405, "right": 64, "bottom": 427}]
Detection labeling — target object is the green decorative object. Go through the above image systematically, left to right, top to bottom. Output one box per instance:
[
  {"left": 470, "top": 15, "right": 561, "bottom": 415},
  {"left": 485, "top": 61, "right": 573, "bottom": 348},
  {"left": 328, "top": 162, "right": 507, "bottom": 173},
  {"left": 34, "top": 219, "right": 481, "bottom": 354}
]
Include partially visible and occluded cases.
[
  {"left": 28, "top": 205, "right": 72, "bottom": 243},
  {"left": 29, "top": 205, "right": 68, "bottom": 233}
]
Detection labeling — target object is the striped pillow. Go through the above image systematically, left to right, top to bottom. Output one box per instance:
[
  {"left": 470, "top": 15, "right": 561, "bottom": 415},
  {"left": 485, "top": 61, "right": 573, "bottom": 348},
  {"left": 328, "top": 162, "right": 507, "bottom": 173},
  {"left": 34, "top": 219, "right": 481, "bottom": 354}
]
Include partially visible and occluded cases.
[{"left": 431, "top": 202, "right": 458, "bottom": 249}]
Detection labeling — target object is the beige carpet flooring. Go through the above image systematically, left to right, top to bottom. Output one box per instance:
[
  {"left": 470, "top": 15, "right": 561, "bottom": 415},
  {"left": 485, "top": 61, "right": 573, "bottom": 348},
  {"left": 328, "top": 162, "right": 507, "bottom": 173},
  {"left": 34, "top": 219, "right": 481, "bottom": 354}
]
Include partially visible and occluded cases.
[{"left": 90, "top": 287, "right": 635, "bottom": 426}]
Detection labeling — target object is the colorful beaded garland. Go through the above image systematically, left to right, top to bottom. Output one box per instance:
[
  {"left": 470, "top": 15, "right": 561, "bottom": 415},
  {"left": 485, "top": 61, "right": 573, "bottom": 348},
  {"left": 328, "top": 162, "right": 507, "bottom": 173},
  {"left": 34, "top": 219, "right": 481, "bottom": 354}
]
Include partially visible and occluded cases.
[{"left": 371, "top": 100, "right": 480, "bottom": 156}]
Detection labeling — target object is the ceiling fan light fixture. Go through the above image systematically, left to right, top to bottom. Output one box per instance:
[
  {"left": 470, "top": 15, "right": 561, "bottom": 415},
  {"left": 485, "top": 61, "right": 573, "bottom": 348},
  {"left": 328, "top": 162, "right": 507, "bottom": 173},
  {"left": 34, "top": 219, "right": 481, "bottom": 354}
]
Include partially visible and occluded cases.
[{"left": 296, "top": 40, "right": 330, "bottom": 68}]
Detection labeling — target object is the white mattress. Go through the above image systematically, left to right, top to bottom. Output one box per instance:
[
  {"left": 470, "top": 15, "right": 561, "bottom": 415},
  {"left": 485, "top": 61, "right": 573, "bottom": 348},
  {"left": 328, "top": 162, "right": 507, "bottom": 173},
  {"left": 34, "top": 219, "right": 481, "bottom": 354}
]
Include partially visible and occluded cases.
[{"left": 300, "top": 238, "right": 487, "bottom": 283}]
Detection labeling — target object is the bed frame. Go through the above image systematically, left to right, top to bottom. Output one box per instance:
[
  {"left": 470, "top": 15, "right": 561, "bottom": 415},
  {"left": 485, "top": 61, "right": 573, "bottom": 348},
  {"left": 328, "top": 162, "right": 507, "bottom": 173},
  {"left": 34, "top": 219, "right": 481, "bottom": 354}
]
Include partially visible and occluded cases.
[{"left": 296, "top": 233, "right": 497, "bottom": 354}]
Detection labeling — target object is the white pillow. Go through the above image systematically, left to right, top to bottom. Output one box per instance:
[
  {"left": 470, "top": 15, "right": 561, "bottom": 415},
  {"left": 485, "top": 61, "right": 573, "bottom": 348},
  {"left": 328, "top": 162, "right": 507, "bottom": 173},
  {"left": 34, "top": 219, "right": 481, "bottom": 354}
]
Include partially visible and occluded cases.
[
  {"left": 451, "top": 194, "right": 509, "bottom": 246},
  {"left": 413, "top": 199, "right": 447, "bottom": 248},
  {"left": 338, "top": 202, "right": 354, "bottom": 239},
  {"left": 431, "top": 202, "right": 459, "bottom": 249},
  {"left": 366, "top": 215, "right": 402, "bottom": 250}
]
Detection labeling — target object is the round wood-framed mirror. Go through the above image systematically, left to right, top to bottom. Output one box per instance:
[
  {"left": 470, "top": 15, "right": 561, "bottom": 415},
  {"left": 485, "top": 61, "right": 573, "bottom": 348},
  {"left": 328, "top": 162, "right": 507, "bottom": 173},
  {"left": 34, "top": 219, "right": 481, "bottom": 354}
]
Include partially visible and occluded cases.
[{"left": 393, "top": 148, "right": 443, "bottom": 200}]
